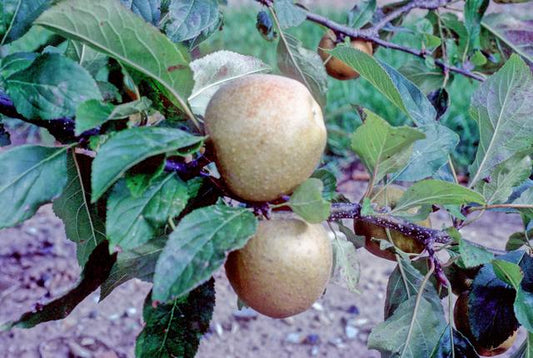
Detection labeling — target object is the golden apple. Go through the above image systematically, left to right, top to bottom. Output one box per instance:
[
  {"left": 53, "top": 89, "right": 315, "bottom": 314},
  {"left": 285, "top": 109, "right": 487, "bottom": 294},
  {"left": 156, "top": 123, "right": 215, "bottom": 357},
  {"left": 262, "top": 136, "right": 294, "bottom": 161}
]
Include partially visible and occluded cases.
[
  {"left": 204, "top": 74, "right": 326, "bottom": 202},
  {"left": 225, "top": 216, "right": 332, "bottom": 318}
]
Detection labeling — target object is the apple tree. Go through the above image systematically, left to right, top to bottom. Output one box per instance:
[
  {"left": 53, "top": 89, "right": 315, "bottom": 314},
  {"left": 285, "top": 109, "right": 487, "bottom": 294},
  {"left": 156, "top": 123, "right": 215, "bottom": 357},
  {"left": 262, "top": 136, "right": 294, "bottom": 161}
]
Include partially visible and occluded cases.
[{"left": 0, "top": 0, "right": 532, "bottom": 357}]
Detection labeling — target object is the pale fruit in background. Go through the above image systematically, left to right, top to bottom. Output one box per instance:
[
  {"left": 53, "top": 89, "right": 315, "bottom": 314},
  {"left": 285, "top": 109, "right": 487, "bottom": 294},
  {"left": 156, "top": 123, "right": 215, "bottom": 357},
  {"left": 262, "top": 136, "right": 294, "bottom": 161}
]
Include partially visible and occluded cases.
[
  {"left": 318, "top": 30, "right": 373, "bottom": 80},
  {"left": 204, "top": 74, "right": 326, "bottom": 202},
  {"left": 354, "top": 185, "right": 431, "bottom": 261},
  {"left": 225, "top": 217, "right": 333, "bottom": 318}
]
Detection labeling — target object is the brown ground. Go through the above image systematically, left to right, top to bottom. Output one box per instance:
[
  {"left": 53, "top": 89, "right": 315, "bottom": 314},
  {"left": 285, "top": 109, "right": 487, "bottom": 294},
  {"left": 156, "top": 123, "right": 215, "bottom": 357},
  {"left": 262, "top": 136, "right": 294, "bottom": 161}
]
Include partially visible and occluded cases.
[{"left": 0, "top": 177, "right": 525, "bottom": 358}]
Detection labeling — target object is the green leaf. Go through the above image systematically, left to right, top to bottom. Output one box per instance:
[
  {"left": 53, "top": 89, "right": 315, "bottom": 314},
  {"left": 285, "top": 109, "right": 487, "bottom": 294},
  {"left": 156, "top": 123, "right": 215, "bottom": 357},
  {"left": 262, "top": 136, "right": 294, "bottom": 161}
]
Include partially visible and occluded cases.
[
  {"left": 0, "top": 0, "right": 50, "bottom": 45},
  {"left": 35, "top": 0, "right": 194, "bottom": 114},
  {"left": 120, "top": 0, "right": 161, "bottom": 25},
  {"left": 161, "top": 0, "right": 222, "bottom": 49},
  {"left": 273, "top": 0, "right": 306, "bottom": 29},
  {"left": 347, "top": 0, "right": 376, "bottom": 29},
  {"left": 464, "top": 0, "right": 489, "bottom": 51},
  {"left": 482, "top": 13, "right": 533, "bottom": 64},
  {"left": 0, "top": 25, "right": 56, "bottom": 55},
  {"left": 277, "top": 33, "right": 328, "bottom": 107},
  {"left": 423, "top": 34, "right": 442, "bottom": 52},
  {"left": 64, "top": 41, "right": 109, "bottom": 78},
  {"left": 329, "top": 46, "right": 407, "bottom": 115},
  {"left": 328, "top": 47, "right": 437, "bottom": 125},
  {"left": 188, "top": 50, "right": 270, "bottom": 116},
  {"left": 471, "top": 50, "right": 487, "bottom": 66},
  {"left": 0, "top": 52, "right": 37, "bottom": 79},
  {"left": 5, "top": 53, "right": 102, "bottom": 119},
  {"left": 468, "top": 55, "right": 533, "bottom": 187},
  {"left": 399, "top": 60, "right": 445, "bottom": 95},
  {"left": 379, "top": 61, "right": 437, "bottom": 126},
  {"left": 75, "top": 97, "right": 152, "bottom": 135},
  {"left": 75, "top": 100, "right": 115, "bottom": 135},
  {"left": 351, "top": 109, "right": 425, "bottom": 182},
  {"left": 396, "top": 123, "right": 459, "bottom": 182},
  {"left": 91, "top": 127, "right": 203, "bottom": 202},
  {"left": 0, "top": 145, "right": 67, "bottom": 229},
  {"left": 52, "top": 152, "right": 106, "bottom": 267},
  {"left": 475, "top": 152, "right": 531, "bottom": 205},
  {"left": 125, "top": 159, "right": 165, "bottom": 198},
  {"left": 310, "top": 168, "right": 337, "bottom": 201},
  {"left": 107, "top": 174, "right": 189, "bottom": 250},
  {"left": 289, "top": 178, "right": 331, "bottom": 224},
  {"left": 393, "top": 180, "right": 486, "bottom": 214},
  {"left": 514, "top": 188, "right": 533, "bottom": 221},
  {"left": 152, "top": 204, "right": 257, "bottom": 301},
  {"left": 336, "top": 221, "right": 364, "bottom": 249},
  {"left": 506, "top": 230, "right": 532, "bottom": 251},
  {"left": 330, "top": 232, "right": 360, "bottom": 293},
  {"left": 100, "top": 237, "right": 165, "bottom": 301},
  {"left": 457, "top": 237, "right": 494, "bottom": 269},
  {"left": 1, "top": 242, "right": 115, "bottom": 330},
  {"left": 515, "top": 254, "right": 533, "bottom": 332},
  {"left": 469, "top": 256, "right": 521, "bottom": 348},
  {"left": 384, "top": 258, "right": 441, "bottom": 319},
  {"left": 492, "top": 259, "right": 523, "bottom": 290},
  {"left": 136, "top": 280, "right": 215, "bottom": 358},
  {"left": 369, "top": 295, "right": 446, "bottom": 358},
  {"left": 429, "top": 327, "right": 479, "bottom": 358}
]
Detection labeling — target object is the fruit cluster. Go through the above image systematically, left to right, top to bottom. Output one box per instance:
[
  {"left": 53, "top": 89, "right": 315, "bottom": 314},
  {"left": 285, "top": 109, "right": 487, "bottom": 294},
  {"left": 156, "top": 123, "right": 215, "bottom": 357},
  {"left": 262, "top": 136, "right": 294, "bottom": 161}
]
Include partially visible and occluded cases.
[
  {"left": 204, "top": 29, "right": 379, "bottom": 318},
  {"left": 205, "top": 73, "right": 331, "bottom": 318}
]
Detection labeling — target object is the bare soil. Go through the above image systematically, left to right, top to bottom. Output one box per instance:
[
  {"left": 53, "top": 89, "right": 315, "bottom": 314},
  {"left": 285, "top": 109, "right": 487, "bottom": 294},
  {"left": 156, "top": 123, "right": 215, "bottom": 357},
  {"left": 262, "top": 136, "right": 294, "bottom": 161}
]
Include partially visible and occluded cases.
[{"left": 0, "top": 177, "right": 526, "bottom": 358}]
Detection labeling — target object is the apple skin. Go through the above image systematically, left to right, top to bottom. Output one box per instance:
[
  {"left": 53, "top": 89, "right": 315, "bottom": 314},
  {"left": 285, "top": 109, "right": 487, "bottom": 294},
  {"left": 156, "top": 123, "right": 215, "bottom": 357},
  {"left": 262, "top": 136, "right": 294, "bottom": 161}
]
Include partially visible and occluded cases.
[
  {"left": 318, "top": 30, "right": 373, "bottom": 80},
  {"left": 204, "top": 74, "right": 327, "bottom": 202},
  {"left": 354, "top": 185, "right": 430, "bottom": 261},
  {"left": 225, "top": 217, "right": 332, "bottom": 318},
  {"left": 454, "top": 292, "right": 518, "bottom": 356}
]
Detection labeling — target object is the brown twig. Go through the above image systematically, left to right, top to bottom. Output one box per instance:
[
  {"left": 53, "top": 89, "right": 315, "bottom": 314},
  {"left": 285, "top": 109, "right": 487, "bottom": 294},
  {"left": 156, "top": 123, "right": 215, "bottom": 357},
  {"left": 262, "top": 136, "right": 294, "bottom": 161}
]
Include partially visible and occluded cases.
[
  {"left": 256, "top": 0, "right": 485, "bottom": 82},
  {"left": 372, "top": 0, "right": 450, "bottom": 32},
  {"left": 304, "top": 12, "right": 485, "bottom": 82},
  {"left": 329, "top": 202, "right": 452, "bottom": 244}
]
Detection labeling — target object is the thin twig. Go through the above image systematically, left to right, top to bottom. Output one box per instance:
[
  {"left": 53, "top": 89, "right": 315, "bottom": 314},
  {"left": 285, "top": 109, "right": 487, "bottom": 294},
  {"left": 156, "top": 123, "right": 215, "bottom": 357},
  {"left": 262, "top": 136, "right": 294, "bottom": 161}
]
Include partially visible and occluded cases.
[
  {"left": 256, "top": 0, "right": 485, "bottom": 82},
  {"left": 372, "top": 0, "right": 449, "bottom": 32},
  {"left": 304, "top": 11, "right": 485, "bottom": 82},
  {"left": 329, "top": 202, "right": 452, "bottom": 244}
]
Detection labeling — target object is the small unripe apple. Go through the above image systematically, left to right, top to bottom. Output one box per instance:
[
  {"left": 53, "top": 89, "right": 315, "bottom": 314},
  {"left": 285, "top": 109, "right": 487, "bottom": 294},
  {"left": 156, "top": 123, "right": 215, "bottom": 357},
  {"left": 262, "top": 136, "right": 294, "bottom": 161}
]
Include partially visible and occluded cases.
[
  {"left": 318, "top": 30, "right": 373, "bottom": 80},
  {"left": 204, "top": 74, "right": 327, "bottom": 202},
  {"left": 354, "top": 185, "right": 431, "bottom": 261},
  {"left": 225, "top": 216, "right": 332, "bottom": 318},
  {"left": 454, "top": 293, "right": 518, "bottom": 356}
]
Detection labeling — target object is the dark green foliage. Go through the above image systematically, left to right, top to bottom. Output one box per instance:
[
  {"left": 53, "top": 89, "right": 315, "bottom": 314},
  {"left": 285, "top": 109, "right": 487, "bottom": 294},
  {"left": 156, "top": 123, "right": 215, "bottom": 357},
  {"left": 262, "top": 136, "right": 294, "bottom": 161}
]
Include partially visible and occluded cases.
[
  {"left": 468, "top": 253, "right": 521, "bottom": 348},
  {"left": 135, "top": 279, "right": 216, "bottom": 358},
  {"left": 430, "top": 328, "right": 479, "bottom": 358}
]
